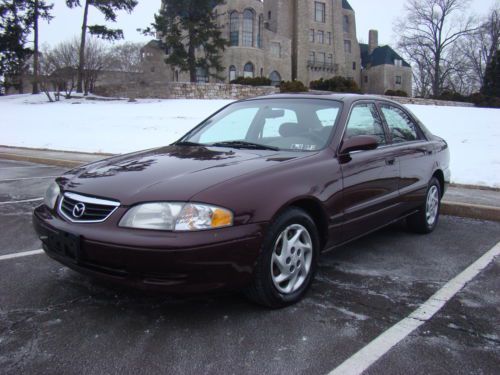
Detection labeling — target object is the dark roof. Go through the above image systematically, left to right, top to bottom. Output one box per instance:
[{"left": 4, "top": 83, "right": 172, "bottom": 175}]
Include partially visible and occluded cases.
[
  {"left": 342, "top": 0, "right": 353, "bottom": 11},
  {"left": 142, "top": 39, "right": 163, "bottom": 50},
  {"left": 360, "top": 43, "right": 411, "bottom": 68}
]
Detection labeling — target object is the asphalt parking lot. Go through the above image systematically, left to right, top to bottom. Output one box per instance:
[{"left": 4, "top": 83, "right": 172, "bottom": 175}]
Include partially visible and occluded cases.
[{"left": 0, "top": 158, "right": 499, "bottom": 375}]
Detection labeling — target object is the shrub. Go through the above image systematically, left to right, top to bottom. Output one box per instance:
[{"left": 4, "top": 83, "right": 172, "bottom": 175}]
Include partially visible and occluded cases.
[
  {"left": 309, "top": 76, "right": 361, "bottom": 93},
  {"left": 230, "top": 77, "right": 272, "bottom": 86},
  {"left": 279, "top": 80, "right": 308, "bottom": 93},
  {"left": 385, "top": 89, "right": 408, "bottom": 97},
  {"left": 434, "top": 90, "right": 467, "bottom": 102},
  {"left": 469, "top": 93, "right": 500, "bottom": 108}
]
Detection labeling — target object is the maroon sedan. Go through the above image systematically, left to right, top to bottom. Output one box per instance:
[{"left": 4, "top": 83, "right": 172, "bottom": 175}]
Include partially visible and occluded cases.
[{"left": 33, "top": 94, "right": 450, "bottom": 307}]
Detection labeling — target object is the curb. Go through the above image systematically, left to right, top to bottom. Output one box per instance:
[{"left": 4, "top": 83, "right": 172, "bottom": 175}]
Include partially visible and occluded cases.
[
  {"left": 0, "top": 152, "right": 86, "bottom": 168},
  {"left": 441, "top": 201, "right": 500, "bottom": 222}
]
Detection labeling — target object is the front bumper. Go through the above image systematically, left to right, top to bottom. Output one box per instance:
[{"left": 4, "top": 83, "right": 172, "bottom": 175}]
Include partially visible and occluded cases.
[{"left": 33, "top": 205, "right": 267, "bottom": 293}]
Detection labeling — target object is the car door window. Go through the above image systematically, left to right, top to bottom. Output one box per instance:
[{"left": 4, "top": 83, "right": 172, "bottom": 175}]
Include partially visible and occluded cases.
[
  {"left": 345, "top": 103, "right": 386, "bottom": 145},
  {"left": 380, "top": 105, "right": 420, "bottom": 143}
]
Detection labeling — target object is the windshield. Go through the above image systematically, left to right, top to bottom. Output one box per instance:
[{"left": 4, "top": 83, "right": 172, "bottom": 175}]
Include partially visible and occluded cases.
[{"left": 181, "top": 98, "right": 342, "bottom": 152}]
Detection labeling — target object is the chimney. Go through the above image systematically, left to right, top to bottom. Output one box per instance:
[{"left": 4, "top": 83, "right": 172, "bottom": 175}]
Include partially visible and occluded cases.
[{"left": 369, "top": 30, "right": 378, "bottom": 54}]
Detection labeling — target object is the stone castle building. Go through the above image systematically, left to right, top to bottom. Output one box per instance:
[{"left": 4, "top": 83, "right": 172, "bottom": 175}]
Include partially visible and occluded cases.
[{"left": 142, "top": 0, "right": 412, "bottom": 95}]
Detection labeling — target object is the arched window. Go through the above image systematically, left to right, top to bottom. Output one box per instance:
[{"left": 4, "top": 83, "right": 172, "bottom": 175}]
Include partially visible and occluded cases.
[
  {"left": 243, "top": 9, "right": 254, "bottom": 47},
  {"left": 230, "top": 12, "right": 239, "bottom": 46},
  {"left": 257, "top": 14, "right": 263, "bottom": 48},
  {"left": 244, "top": 62, "right": 254, "bottom": 78},
  {"left": 229, "top": 65, "right": 237, "bottom": 82},
  {"left": 269, "top": 71, "right": 281, "bottom": 86}
]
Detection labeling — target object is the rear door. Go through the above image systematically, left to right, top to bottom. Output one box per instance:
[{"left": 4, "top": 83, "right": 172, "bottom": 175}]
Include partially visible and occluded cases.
[
  {"left": 338, "top": 101, "right": 401, "bottom": 242},
  {"left": 378, "top": 102, "right": 435, "bottom": 212}
]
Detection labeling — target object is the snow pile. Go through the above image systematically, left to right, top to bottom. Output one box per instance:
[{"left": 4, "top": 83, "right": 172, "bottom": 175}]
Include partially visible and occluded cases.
[
  {"left": 0, "top": 94, "right": 499, "bottom": 188},
  {"left": 407, "top": 105, "right": 500, "bottom": 188}
]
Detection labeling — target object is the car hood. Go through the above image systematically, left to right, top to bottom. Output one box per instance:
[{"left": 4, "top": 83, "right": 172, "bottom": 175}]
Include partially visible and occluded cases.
[{"left": 58, "top": 145, "right": 303, "bottom": 205}]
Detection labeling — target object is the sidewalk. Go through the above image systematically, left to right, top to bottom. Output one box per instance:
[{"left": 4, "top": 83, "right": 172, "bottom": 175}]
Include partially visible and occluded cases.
[{"left": 1, "top": 145, "right": 499, "bottom": 222}]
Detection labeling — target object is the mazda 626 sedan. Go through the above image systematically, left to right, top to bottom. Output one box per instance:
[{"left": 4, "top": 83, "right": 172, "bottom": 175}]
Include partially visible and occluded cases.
[{"left": 34, "top": 94, "right": 450, "bottom": 308}]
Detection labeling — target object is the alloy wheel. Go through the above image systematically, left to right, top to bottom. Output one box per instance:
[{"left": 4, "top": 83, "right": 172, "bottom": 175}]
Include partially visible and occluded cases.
[
  {"left": 426, "top": 185, "right": 440, "bottom": 227},
  {"left": 271, "top": 224, "right": 313, "bottom": 294}
]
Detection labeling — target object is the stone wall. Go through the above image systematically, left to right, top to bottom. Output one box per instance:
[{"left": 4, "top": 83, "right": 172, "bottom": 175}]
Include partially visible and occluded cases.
[{"left": 94, "top": 82, "right": 278, "bottom": 100}]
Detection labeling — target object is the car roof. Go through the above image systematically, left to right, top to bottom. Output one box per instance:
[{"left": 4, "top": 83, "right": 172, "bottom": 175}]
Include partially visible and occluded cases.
[{"left": 246, "top": 92, "right": 402, "bottom": 106}]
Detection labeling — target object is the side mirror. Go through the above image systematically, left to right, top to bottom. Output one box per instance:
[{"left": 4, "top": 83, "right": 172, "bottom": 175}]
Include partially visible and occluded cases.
[{"left": 340, "top": 135, "right": 379, "bottom": 155}]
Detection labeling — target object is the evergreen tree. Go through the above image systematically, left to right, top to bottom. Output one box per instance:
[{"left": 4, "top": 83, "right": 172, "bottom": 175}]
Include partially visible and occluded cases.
[
  {"left": 0, "top": 0, "right": 32, "bottom": 93},
  {"left": 0, "top": 0, "right": 52, "bottom": 94},
  {"left": 26, "top": 0, "right": 53, "bottom": 94},
  {"left": 65, "top": 0, "right": 138, "bottom": 94},
  {"left": 150, "top": 0, "right": 228, "bottom": 83},
  {"left": 481, "top": 49, "right": 500, "bottom": 97}
]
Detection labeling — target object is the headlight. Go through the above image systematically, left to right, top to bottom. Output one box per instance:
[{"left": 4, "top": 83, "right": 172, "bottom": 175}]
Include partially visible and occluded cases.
[
  {"left": 44, "top": 182, "right": 60, "bottom": 210},
  {"left": 119, "top": 202, "right": 233, "bottom": 231}
]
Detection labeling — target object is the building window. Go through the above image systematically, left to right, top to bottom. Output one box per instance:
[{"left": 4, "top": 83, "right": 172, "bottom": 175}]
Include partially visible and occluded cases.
[
  {"left": 315, "top": 2, "right": 326, "bottom": 23},
  {"left": 243, "top": 9, "right": 254, "bottom": 47},
  {"left": 268, "top": 11, "right": 271, "bottom": 20},
  {"left": 230, "top": 12, "right": 239, "bottom": 47},
  {"left": 258, "top": 14, "right": 263, "bottom": 48},
  {"left": 343, "top": 15, "right": 349, "bottom": 33},
  {"left": 309, "top": 29, "right": 315, "bottom": 43},
  {"left": 317, "top": 30, "right": 324, "bottom": 44},
  {"left": 327, "top": 32, "right": 332, "bottom": 45},
  {"left": 344, "top": 40, "right": 352, "bottom": 53},
  {"left": 270, "top": 42, "right": 281, "bottom": 58},
  {"left": 309, "top": 51, "right": 315, "bottom": 64},
  {"left": 317, "top": 52, "right": 326, "bottom": 65},
  {"left": 327, "top": 54, "right": 333, "bottom": 66},
  {"left": 395, "top": 59, "right": 403, "bottom": 67},
  {"left": 244, "top": 62, "right": 254, "bottom": 78},
  {"left": 352, "top": 62, "right": 356, "bottom": 70},
  {"left": 229, "top": 65, "right": 237, "bottom": 82},
  {"left": 196, "top": 67, "right": 208, "bottom": 83},
  {"left": 175, "top": 70, "right": 179, "bottom": 82},
  {"left": 269, "top": 71, "right": 281, "bottom": 86},
  {"left": 364, "top": 75, "right": 368, "bottom": 83},
  {"left": 396, "top": 76, "right": 402, "bottom": 84}
]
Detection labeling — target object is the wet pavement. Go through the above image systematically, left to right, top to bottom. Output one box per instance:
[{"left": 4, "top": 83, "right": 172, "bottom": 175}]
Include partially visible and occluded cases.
[{"left": 0, "top": 159, "right": 499, "bottom": 375}]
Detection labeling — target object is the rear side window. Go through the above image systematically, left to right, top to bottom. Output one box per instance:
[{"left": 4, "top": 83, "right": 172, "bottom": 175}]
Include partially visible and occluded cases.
[
  {"left": 345, "top": 103, "right": 386, "bottom": 145},
  {"left": 380, "top": 104, "right": 421, "bottom": 143}
]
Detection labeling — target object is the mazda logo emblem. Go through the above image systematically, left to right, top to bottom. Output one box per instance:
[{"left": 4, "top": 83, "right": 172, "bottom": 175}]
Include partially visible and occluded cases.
[{"left": 73, "top": 202, "right": 86, "bottom": 218}]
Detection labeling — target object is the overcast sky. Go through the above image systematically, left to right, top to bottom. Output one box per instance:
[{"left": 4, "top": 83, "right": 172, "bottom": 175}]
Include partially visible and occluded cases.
[{"left": 38, "top": 0, "right": 497, "bottom": 48}]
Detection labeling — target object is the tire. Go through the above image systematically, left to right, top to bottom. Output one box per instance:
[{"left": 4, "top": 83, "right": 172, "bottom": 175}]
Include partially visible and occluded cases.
[
  {"left": 407, "top": 177, "right": 441, "bottom": 234},
  {"left": 245, "top": 207, "right": 320, "bottom": 308}
]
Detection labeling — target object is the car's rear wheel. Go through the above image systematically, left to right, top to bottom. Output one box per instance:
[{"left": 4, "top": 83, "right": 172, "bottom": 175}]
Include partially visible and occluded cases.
[
  {"left": 407, "top": 177, "right": 441, "bottom": 234},
  {"left": 245, "top": 208, "right": 319, "bottom": 308}
]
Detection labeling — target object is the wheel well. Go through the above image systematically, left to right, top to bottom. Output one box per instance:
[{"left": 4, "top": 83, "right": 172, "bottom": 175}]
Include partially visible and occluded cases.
[
  {"left": 433, "top": 170, "right": 445, "bottom": 198},
  {"left": 289, "top": 199, "right": 329, "bottom": 250}
]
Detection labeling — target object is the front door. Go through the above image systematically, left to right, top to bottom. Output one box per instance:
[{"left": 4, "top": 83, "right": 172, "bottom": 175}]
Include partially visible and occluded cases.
[{"left": 338, "top": 102, "right": 401, "bottom": 242}]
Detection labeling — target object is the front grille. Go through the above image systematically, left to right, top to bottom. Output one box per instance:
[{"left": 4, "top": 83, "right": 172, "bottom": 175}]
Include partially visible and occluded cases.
[{"left": 58, "top": 192, "right": 120, "bottom": 223}]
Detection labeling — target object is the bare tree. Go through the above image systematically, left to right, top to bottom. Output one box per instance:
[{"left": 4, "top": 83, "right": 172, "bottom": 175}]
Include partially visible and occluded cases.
[
  {"left": 396, "top": 0, "right": 477, "bottom": 97},
  {"left": 459, "top": 7, "right": 500, "bottom": 90},
  {"left": 39, "top": 37, "right": 112, "bottom": 99},
  {"left": 82, "top": 37, "right": 113, "bottom": 94},
  {"left": 42, "top": 39, "right": 79, "bottom": 98},
  {"left": 107, "top": 42, "right": 143, "bottom": 73}
]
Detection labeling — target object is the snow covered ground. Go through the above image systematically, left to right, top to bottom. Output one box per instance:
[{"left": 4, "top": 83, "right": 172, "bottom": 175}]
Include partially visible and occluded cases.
[{"left": 1, "top": 94, "right": 499, "bottom": 188}]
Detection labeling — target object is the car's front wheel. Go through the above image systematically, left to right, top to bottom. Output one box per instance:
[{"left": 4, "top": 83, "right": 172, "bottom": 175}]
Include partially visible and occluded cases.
[
  {"left": 407, "top": 177, "right": 441, "bottom": 234},
  {"left": 245, "top": 208, "right": 319, "bottom": 308}
]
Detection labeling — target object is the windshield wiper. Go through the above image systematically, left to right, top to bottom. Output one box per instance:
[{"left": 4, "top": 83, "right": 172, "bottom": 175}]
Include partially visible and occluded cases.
[
  {"left": 174, "top": 141, "right": 204, "bottom": 147},
  {"left": 211, "top": 141, "right": 279, "bottom": 151}
]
